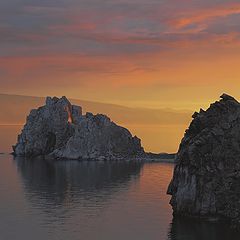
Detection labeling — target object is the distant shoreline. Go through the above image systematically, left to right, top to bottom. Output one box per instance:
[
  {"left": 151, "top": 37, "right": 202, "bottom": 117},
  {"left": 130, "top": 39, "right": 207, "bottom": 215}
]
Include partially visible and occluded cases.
[
  {"left": 143, "top": 152, "right": 176, "bottom": 163},
  {"left": 143, "top": 158, "right": 175, "bottom": 163}
]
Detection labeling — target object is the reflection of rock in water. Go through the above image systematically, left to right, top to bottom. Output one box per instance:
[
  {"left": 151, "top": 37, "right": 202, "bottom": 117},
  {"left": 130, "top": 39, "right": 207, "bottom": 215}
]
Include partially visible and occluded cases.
[
  {"left": 14, "top": 157, "right": 143, "bottom": 216},
  {"left": 168, "top": 217, "right": 240, "bottom": 240}
]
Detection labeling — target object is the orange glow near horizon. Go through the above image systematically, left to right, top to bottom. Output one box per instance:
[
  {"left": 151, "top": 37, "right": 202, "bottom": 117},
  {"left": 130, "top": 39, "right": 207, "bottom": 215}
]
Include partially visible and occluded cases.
[{"left": 2, "top": 46, "right": 240, "bottom": 107}]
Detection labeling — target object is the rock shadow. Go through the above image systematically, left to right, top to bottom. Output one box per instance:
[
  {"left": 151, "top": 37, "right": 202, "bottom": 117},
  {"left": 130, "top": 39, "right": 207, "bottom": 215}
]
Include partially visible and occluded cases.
[{"left": 168, "top": 216, "right": 240, "bottom": 240}]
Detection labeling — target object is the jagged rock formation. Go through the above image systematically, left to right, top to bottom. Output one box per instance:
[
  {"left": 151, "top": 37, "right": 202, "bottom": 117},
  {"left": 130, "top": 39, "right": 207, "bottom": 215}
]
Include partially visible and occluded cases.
[
  {"left": 167, "top": 94, "right": 240, "bottom": 225},
  {"left": 13, "top": 96, "right": 144, "bottom": 160}
]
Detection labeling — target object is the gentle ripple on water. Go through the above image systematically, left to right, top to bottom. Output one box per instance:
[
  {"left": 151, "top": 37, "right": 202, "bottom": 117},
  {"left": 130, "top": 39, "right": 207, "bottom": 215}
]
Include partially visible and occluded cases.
[{"left": 0, "top": 154, "right": 174, "bottom": 240}]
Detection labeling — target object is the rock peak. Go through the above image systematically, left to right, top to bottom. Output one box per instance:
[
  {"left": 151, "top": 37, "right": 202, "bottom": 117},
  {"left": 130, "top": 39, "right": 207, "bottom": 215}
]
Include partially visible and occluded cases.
[
  {"left": 220, "top": 93, "right": 237, "bottom": 102},
  {"left": 46, "top": 96, "right": 71, "bottom": 105}
]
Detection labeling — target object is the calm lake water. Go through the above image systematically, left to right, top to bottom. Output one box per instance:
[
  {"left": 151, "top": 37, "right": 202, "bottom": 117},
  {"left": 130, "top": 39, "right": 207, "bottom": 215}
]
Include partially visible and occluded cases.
[{"left": 0, "top": 126, "right": 240, "bottom": 240}]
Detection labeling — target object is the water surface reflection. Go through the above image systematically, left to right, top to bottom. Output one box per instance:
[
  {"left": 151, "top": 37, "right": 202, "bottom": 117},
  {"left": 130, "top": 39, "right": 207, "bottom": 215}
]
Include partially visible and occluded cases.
[
  {"left": 11, "top": 158, "right": 174, "bottom": 240},
  {"left": 15, "top": 158, "right": 143, "bottom": 216},
  {"left": 168, "top": 217, "right": 240, "bottom": 240}
]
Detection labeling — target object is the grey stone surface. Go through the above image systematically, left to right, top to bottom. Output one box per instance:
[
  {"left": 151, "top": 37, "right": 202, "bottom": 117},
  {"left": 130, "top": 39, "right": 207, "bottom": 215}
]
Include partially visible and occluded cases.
[
  {"left": 167, "top": 94, "right": 240, "bottom": 225},
  {"left": 13, "top": 96, "right": 144, "bottom": 160}
]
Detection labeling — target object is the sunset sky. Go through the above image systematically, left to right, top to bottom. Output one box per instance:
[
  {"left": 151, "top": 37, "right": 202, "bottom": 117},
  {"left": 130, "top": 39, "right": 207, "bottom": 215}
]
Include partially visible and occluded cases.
[
  {"left": 1, "top": 0, "right": 240, "bottom": 152},
  {"left": 1, "top": 0, "right": 240, "bottom": 110}
]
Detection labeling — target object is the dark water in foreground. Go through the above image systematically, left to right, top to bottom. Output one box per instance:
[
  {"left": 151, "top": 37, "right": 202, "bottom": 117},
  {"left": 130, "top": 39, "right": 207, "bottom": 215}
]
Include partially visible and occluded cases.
[{"left": 0, "top": 126, "right": 240, "bottom": 240}]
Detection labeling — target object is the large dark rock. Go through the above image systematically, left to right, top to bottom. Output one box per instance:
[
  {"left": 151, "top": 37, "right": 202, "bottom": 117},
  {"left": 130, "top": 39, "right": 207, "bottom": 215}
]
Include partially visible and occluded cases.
[
  {"left": 167, "top": 94, "right": 240, "bottom": 225},
  {"left": 13, "top": 96, "right": 144, "bottom": 160}
]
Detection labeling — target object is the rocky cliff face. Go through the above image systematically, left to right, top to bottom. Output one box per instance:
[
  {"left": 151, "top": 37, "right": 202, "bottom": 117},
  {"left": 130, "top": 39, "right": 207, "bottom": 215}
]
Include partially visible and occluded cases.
[
  {"left": 167, "top": 94, "right": 240, "bottom": 225},
  {"left": 13, "top": 96, "right": 144, "bottom": 160}
]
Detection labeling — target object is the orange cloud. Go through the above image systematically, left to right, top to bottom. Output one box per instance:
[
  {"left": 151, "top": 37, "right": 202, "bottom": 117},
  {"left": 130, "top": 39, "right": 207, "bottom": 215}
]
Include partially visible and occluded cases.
[
  {"left": 170, "top": 3, "right": 240, "bottom": 29},
  {"left": 1, "top": 40, "right": 240, "bottom": 92},
  {"left": 0, "top": 54, "right": 158, "bottom": 87}
]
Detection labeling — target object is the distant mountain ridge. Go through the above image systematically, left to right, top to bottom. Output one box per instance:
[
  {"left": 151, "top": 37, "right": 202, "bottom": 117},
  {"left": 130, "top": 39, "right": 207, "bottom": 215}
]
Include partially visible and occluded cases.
[{"left": 0, "top": 93, "right": 191, "bottom": 125}]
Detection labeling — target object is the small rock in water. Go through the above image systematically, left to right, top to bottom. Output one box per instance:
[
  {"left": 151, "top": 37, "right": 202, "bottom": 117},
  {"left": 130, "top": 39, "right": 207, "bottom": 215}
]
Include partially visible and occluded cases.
[
  {"left": 167, "top": 94, "right": 240, "bottom": 226},
  {"left": 13, "top": 96, "right": 144, "bottom": 160}
]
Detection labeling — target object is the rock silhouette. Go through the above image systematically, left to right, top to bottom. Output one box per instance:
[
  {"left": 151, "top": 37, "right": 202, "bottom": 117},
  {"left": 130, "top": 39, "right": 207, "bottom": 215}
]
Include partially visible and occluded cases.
[
  {"left": 168, "top": 94, "right": 240, "bottom": 226},
  {"left": 13, "top": 96, "right": 144, "bottom": 160}
]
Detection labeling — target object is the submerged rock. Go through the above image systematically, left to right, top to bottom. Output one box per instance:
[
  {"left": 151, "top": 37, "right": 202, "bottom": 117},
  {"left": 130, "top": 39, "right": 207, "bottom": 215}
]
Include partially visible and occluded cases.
[
  {"left": 167, "top": 94, "right": 240, "bottom": 225},
  {"left": 13, "top": 96, "right": 144, "bottom": 160}
]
